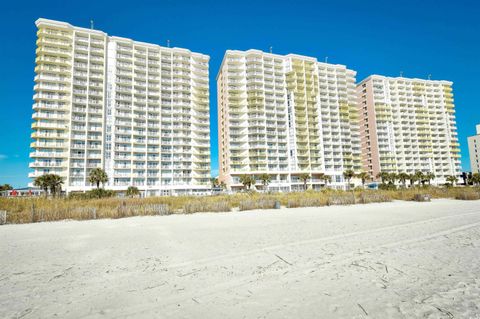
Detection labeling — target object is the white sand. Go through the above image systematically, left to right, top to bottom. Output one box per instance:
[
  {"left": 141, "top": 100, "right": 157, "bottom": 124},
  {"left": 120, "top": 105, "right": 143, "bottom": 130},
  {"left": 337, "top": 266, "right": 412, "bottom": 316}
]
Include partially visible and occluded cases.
[{"left": 1, "top": 199, "right": 480, "bottom": 318}]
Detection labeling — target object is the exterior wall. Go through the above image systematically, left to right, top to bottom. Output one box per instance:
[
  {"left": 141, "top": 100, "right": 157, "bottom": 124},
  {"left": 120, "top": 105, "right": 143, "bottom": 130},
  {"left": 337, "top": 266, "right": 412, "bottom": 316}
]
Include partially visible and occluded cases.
[
  {"left": 29, "top": 18, "right": 211, "bottom": 196},
  {"left": 30, "top": 19, "right": 108, "bottom": 186},
  {"left": 217, "top": 49, "right": 361, "bottom": 191},
  {"left": 357, "top": 75, "right": 462, "bottom": 183},
  {"left": 357, "top": 80, "right": 381, "bottom": 179},
  {"left": 468, "top": 125, "right": 480, "bottom": 173}
]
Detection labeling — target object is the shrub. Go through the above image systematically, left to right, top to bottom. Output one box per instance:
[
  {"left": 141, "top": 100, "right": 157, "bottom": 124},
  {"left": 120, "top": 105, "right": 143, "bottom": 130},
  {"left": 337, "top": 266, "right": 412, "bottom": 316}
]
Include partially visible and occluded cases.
[
  {"left": 379, "top": 183, "right": 397, "bottom": 190},
  {"left": 2, "top": 186, "right": 479, "bottom": 225},
  {"left": 69, "top": 189, "right": 116, "bottom": 200},
  {"left": 358, "top": 192, "right": 392, "bottom": 204},
  {"left": 455, "top": 192, "right": 480, "bottom": 200},
  {"left": 327, "top": 194, "right": 356, "bottom": 206},
  {"left": 413, "top": 194, "right": 431, "bottom": 202},
  {"left": 239, "top": 198, "right": 276, "bottom": 211},
  {"left": 287, "top": 198, "right": 325, "bottom": 208},
  {"left": 183, "top": 200, "right": 231, "bottom": 214}
]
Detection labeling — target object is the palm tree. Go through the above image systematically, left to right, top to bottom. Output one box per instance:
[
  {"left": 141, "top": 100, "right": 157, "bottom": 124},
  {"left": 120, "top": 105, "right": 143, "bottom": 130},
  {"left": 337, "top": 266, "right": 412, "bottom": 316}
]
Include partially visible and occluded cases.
[
  {"left": 88, "top": 168, "right": 109, "bottom": 189},
  {"left": 343, "top": 170, "right": 355, "bottom": 190},
  {"left": 414, "top": 171, "right": 425, "bottom": 186},
  {"left": 356, "top": 172, "right": 369, "bottom": 188},
  {"left": 377, "top": 172, "right": 390, "bottom": 184},
  {"left": 389, "top": 172, "right": 398, "bottom": 185},
  {"left": 397, "top": 172, "right": 409, "bottom": 188},
  {"left": 425, "top": 172, "right": 435, "bottom": 185},
  {"left": 467, "top": 172, "right": 474, "bottom": 186},
  {"left": 258, "top": 173, "right": 271, "bottom": 191},
  {"left": 299, "top": 173, "right": 310, "bottom": 191},
  {"left": 318, "top": 173, "right": 331, "bottom": 187},
  {"left": 408, "top": 173, "right": 417, "bottom": 187},
  {"left": 471, "top": 173, "right": 480, "bottom": 186},
  {"left": 34, "top": 174, "right": 50, "bottom": 197},
  {"left": 49, "top": 174, "right": 63, "bottom": 197},
  {"left": 239, "top": 174, "right": 254, "bottom": 190},
  {"left": 322, "top": 174, "right": 332, "bottom": 186},
  {"left": 446, "top": 175, "right": 457, "bottom": 186},
  {"left": 210, "top": 177, "right": 219, "bottom": 188},
  {"left": 0, "top": 184, "right": 13, "bottom": 191},
  {"left": 126, "top": 186, "right": 140, "bottom": 197}
]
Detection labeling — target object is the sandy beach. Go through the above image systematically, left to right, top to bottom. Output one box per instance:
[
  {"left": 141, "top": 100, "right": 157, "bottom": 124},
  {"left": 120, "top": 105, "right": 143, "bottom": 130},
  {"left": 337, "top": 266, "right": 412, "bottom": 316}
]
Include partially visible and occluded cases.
[{"left": 1, "top": 199, "right": 480, "bottom": 318}]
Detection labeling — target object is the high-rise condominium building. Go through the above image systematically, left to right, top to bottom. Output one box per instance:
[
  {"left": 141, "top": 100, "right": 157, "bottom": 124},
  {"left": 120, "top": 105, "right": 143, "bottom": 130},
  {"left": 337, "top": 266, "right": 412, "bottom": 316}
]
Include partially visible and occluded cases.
[
  {"left": 29, "top": 18, "right": 211, "bottom": 196},
  {"left": 217, "top": 49, "right": 361, "bottom": 191},
  {"left": 357, "top": 75, "right": 461, "bottom": 183},
  {"left": 468, "top": 124, "right": 480, "bottom": 173}
]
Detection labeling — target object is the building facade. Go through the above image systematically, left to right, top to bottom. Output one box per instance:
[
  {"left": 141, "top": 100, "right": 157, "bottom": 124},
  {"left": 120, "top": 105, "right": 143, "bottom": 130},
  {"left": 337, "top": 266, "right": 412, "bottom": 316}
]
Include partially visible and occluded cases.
[
  {"left": 29, "top": 18, "right": 211, "bottom": 195},
  {"left": 217, "top": 50, "right": 361, "bottom": 191},
  {"left": 357, "top": 75, "right": 461, "bottom": 183},
  {"left": 468, "top": 124, "right": 480, "bottom": 173}
]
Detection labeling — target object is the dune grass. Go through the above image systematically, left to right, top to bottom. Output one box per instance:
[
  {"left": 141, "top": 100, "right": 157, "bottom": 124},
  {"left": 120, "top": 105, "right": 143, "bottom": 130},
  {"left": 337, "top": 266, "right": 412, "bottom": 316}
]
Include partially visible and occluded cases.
[{"left": 0, "top": 186, "right": 479, "bottom": 224}]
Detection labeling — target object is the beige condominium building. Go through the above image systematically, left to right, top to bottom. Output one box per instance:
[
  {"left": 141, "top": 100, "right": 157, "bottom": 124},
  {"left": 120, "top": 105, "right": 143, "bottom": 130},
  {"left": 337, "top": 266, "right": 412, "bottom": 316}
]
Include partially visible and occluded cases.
[
  {"left": 29, "top": 18, "right": 211, "bottom": 195},
  {"left": 217, "top": 49, "right": 362, "bottom": 191},
  {"left": 357, "top": 75, "right": 461, "bottom": 183},
  {"left": 468, "top": 124, "right": 480, "bottom": 173}
]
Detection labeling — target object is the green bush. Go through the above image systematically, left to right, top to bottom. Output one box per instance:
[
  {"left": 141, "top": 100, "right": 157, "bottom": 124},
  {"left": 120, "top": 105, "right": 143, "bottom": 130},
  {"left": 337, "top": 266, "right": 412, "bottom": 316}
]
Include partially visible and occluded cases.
[
  {"left": 379, "top": 183, "right": 397, "bottom": 190},
  {"left": 69, "top": 189, "right": 116, "bottom": 200},
  {"left": 455, "top": 192, "right": 480, "bottom": 200}
]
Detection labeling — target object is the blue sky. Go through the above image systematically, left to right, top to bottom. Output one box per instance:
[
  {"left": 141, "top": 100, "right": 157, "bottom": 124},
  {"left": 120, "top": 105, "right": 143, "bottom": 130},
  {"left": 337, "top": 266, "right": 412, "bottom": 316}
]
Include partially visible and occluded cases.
[{"left": 0, "top": 0, "right": 479, "bottom": 187}]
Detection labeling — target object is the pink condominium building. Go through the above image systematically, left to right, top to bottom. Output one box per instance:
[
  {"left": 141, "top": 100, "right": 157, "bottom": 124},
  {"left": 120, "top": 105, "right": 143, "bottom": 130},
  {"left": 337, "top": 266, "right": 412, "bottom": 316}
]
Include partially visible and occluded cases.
[
  {"left": 357, "top": 75, "right": 461, "bottom": 184},
  {"left": 468, "top": 124, "right": 480, "bottom": 173}
]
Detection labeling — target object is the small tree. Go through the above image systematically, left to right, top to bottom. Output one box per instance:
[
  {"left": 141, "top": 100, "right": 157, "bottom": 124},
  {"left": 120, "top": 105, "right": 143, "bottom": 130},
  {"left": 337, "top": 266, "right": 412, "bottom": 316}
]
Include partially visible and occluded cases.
[
  {"left": 89, "top": 168, "right": 109, "bottom": 189},
  {"left": 343, "top": 170, "right": 355, "bottom": 190},
  {"left": 415, "top": 171, "right": 425, "bottom": 186},
  {"left": 356, "top": 172, "right": 369, "bottom": 188},
  {"left": 377, "top": 172, "right": 390, "bottom": 184},
  {"left": 397, "top": 172, "right": 409, "bottom": 188},
  {"left": 425, "top": 172, "right": 435, "bottom": 185},
  {"left": 467, "top": 172, "right": 474, "bottom": 186},
  {"left": 258, "top": 173, "right": 271, "bottom": 191},
  {"left": 299, "top": 173, "right": 310, "bottom": 191},
  {"left": 317, "top": 173, "right": 331, "bottom": 188},
  {"left": 389, "top": 173, "right": 398, "bottom": 185},
  {"left": 408, "top": 173, "right": 417, "bottom": 187},
  {"left": 471, "top": 173, "right": 480, "bottom": 186},
  {"left": 34, "top": 174, "right": 50, "bottom": 197},
  {"left": 49, "top": 174, "right": 64, "bottom": 197},
  {"left": 239, "top": 174, "right": 255, "bottom": 190},
  {"left": 321, "top": 174, "right": 332, "bottom": 186},
  {"left": 446, "top": 175, "right": 457, "bottom": 187},
  {"left": 210, "top": 177, "right": 219, "bottom": 188},
  {"left": 0, "top": 184, "right": 13, "bottom": 191},
  {"left": 126, "top": 186, "right": 140, "bottom": 198}
]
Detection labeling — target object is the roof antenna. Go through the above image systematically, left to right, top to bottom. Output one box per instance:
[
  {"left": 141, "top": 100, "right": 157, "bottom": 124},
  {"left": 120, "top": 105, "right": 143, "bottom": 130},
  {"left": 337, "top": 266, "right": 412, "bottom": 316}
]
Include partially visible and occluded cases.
[
  {"left": 90, "top": 19, "right": 94, "bottom": 30},
  {"left": 167, "top": 39, "right": 170, "bottom": 48},
  {"left": 269, "top": 46, "right": 273, "bottom": 53},
  {"left": 325, "top": 56, "right": 328, "bottom": 63},
  {"left": 400, "top": 71, "right": 403, "bottom": 77},
  {"left": 428, "top": 74, "right": 431, "bottom": 80}
]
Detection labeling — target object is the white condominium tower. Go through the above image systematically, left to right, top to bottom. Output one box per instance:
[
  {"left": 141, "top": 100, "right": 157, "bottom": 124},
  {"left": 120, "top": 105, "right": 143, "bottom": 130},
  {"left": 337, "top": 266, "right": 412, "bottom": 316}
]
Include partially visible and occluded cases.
[
  {"left": 29, "top": 18, "right": 211, "bottom": 195},
  {"left": 217, "top": 49, "right": 361, "bottom": 191},
  {"left": 357, "top": 75, "right": 461, "bottom": 183},
  {"left": 468, "top": 124, "right": 480, "bottom": 173}
]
